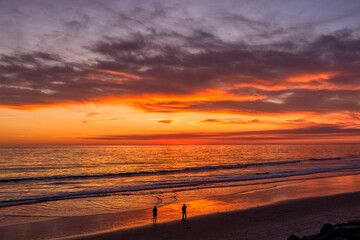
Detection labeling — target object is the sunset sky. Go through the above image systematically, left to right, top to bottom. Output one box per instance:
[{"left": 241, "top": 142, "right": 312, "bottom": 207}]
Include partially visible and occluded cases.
[{"left": 1, "top": 0, "right": 360, "bottom": 145}]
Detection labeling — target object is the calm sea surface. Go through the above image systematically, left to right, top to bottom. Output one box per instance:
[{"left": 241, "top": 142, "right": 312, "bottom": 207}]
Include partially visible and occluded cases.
[{"left": 1, "top": 144, "right": 360, "bottom": 226}]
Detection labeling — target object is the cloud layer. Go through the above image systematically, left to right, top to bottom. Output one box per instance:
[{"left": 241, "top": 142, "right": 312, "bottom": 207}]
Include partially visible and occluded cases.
[
  {"left": 1, "top": 29, "right": 360, "bottom": 115},
  {"left": 80, "top": 124, "right": 360, "bottom": 142}
]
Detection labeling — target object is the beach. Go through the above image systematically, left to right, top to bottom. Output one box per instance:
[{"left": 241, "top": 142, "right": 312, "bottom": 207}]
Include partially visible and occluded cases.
[
  {"left": 1, "top": 173, "right": 360, "bottom": 240},
  {"left": 67, "top": 191, "right": 360, "bottom": 240}
]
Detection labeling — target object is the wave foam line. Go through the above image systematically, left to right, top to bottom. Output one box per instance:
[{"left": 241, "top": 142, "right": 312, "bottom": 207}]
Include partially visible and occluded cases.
[
  {"left": 0, "top": 160, "right": 301, "bottom": 183},
  {"left": 1, "top": 163, "right": 360, "bottom": 208}
]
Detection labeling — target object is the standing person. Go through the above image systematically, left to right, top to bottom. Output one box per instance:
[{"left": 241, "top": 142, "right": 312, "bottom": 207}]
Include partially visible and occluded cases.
[
  {"left": 182, "top": 204, "right": 187, "bottom": 221},
  {"left": 153, "top": 206, "right": 158, "bottom": 223}
]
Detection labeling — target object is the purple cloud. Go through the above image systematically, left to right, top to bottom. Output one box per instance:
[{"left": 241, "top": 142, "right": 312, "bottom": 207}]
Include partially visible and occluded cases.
[{"left": 0, "top": 2, "right": 359, "bottom": 117}]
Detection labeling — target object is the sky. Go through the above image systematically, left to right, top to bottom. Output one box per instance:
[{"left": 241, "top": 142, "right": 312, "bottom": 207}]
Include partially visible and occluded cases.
[{"left": 1, "top": 0, "right": 360, "bottom": 145}]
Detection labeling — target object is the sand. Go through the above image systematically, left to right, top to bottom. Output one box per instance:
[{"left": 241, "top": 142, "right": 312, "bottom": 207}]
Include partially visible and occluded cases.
[
  {"left": 1, "top": 191, "right": 360, "bottom": 240},
  {"left": 64, "top": 191, "right": 360, "bottom": 240}
]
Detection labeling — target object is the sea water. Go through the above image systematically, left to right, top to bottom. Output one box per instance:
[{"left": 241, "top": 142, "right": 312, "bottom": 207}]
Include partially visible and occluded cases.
[{"left": 1, "top": 144, "right": 360, "bottom": 226}]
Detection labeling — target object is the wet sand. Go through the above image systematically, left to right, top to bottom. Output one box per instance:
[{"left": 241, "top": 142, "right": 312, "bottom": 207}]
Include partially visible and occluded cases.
[{"left": 65, "top": 191, "right": 360, "bottom": 240}]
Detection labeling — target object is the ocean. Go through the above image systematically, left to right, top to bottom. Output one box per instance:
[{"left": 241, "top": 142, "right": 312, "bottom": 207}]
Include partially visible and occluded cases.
[{"left": 1, "top": 144, "right": 360, "bottom": 227}]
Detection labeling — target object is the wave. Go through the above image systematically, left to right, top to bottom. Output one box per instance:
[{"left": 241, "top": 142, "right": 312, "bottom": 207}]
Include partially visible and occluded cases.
[
  {"left": 307, "top": 157, "right": 342, "bottom": 161},
  {"left": 0, "top": 159, "right": 301, "bottom": 183},
  {"left": 0, "top": 162, "right": 147, "bottom": 172},
  {"left": 1, "top": 163, "right": 360, "bottom": 208},
  {"left": 0, "top": 165, "right": 95, "bottom": 172}
]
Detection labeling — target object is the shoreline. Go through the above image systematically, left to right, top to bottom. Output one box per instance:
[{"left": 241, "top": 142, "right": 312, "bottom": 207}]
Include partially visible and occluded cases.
[
  {"left": 1, "top": 173, "right": 360, "bottom": 240},
  {"left": 65, "top": 191, "right": 360, "bottom": 240}
]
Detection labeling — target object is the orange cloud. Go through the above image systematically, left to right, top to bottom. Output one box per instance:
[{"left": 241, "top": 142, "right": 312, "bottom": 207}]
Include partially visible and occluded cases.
[
  {"left": 93, "top": 69, "right": 141, "bottom": 79},
  {"left": 287, "top": 72, "right": 338, "bottom": 83},
  {"left": 157, "top": 120, "right": 174, "bottom": 124}
]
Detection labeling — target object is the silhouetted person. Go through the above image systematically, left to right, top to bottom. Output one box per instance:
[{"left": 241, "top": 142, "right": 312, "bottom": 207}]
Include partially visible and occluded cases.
[
  {"left": 182, "top": 204, "right": 187, "bottom": 221},
  {"left": 153, "top": 206, "right": 158, "bottom": 223}
]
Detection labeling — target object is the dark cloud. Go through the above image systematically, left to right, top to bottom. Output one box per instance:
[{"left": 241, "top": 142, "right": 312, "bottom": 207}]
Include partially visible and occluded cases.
[
  {"left": 223, "top": 12, "right": 268, "bottom": 31},
  {"left": 0, "top": 29, "right": 360, "bottom": 115},
  {"left": 91, "top": 35, "right": 148, "bottom": 58},
  {"left": 328, "top": 73, "right": 360, "bottom": 86},
  {"left": 85, "top": 112, "right": 100, "bottom": 117},
  {"left": 201, "top": 119, "right": 263, "bottom": 124},
  {"left": 157, "top": 120, "right": 174, "bottom": 124},
  {"left": 80, "top": 125, "right": 360, "bottom": 141}
]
